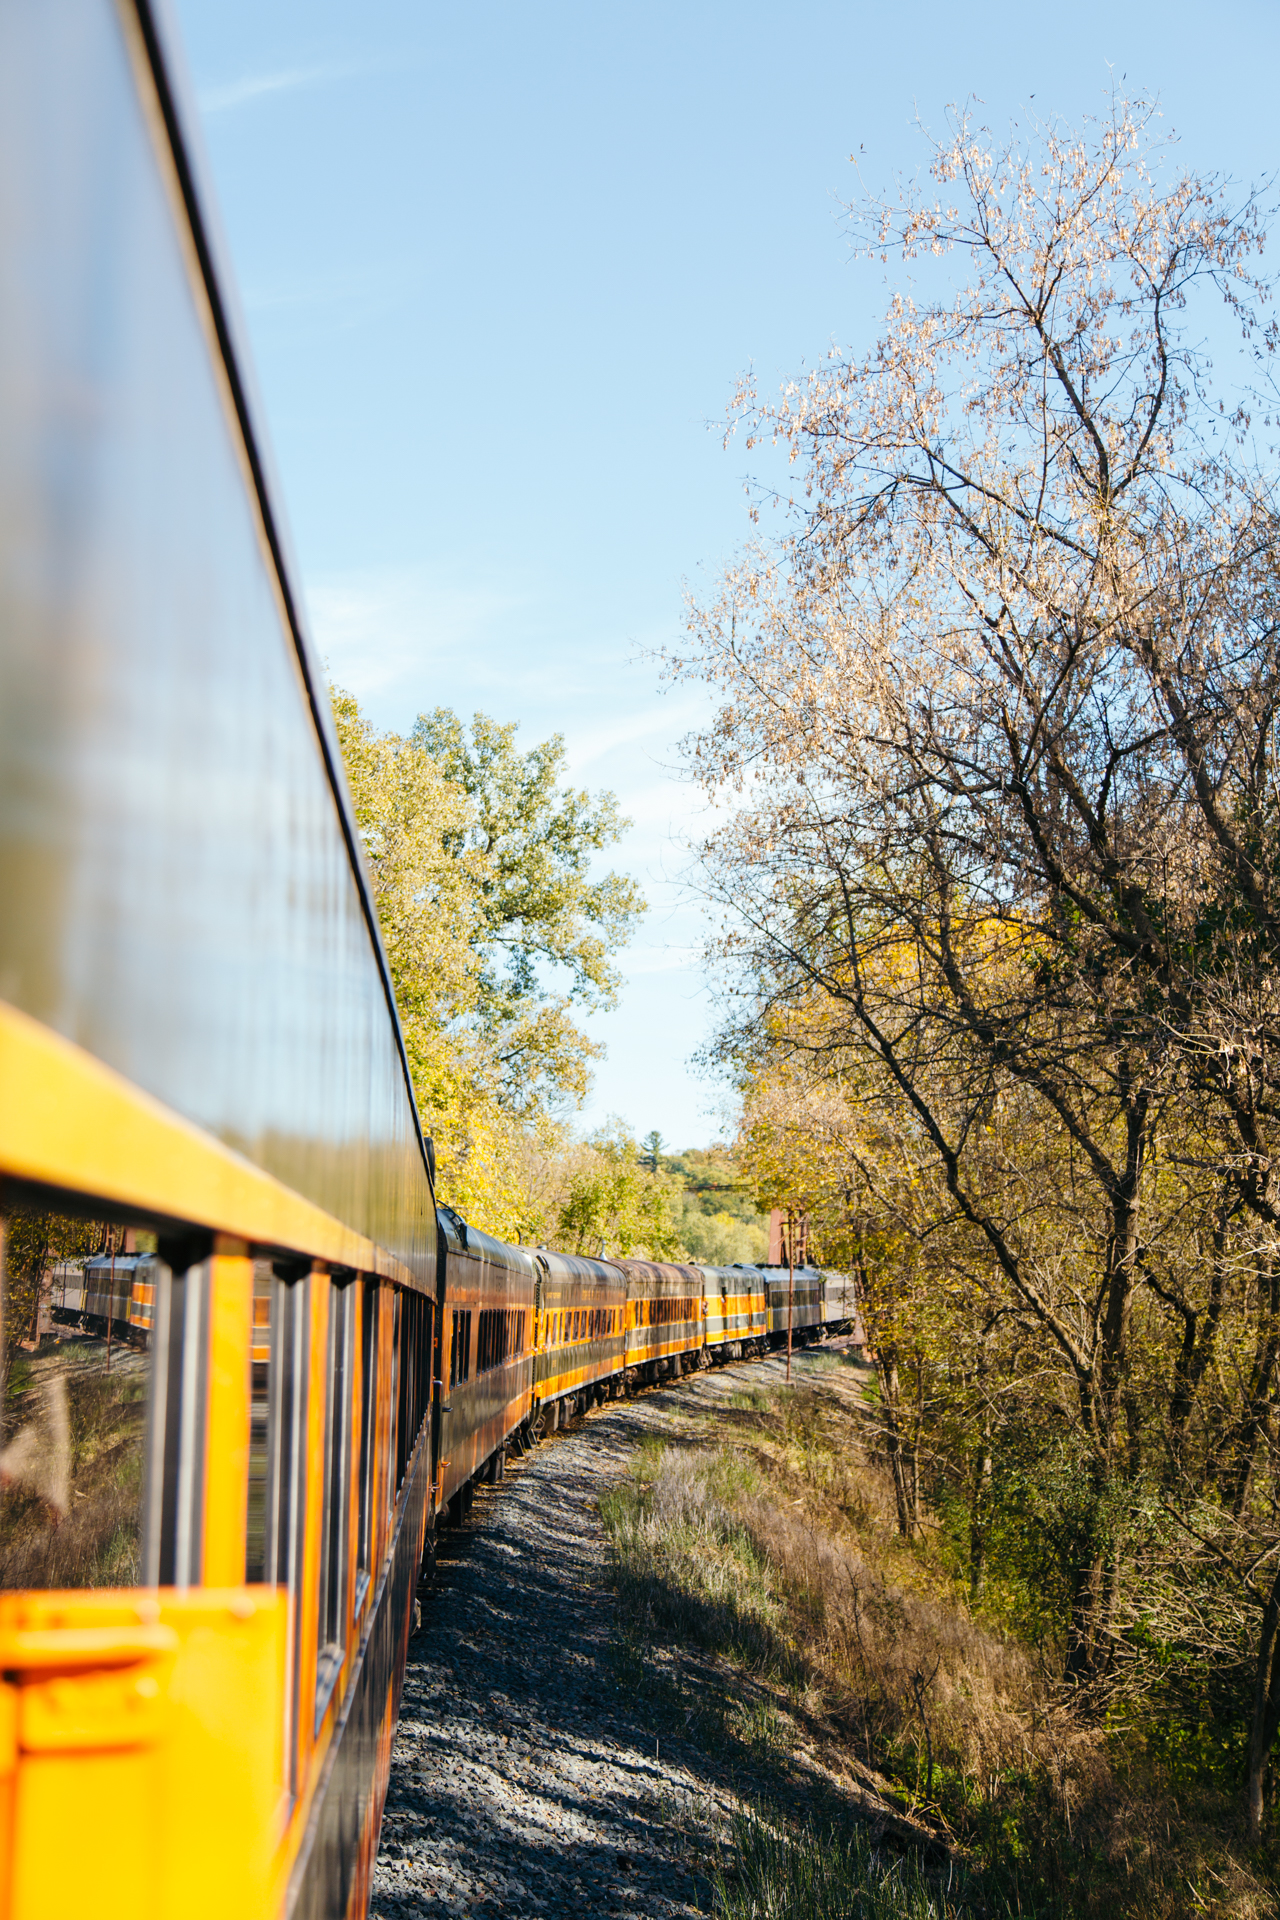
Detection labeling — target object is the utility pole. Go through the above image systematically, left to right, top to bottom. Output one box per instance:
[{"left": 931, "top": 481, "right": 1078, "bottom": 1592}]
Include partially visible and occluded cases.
[
  {"left": 786, "top": 1206, "right": 795, "bottom": 1383},
  {"left": 105, "top": 1225, "right": 115, "bottom": 1373}
]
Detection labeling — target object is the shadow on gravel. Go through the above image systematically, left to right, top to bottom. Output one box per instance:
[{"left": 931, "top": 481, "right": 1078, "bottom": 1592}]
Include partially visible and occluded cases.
[
  {"left": 371, "top": 1360, "right": 868, "bottom": 1920},
  {"left": 373, "top": 1399, "right": 717, "bottom": 1917}
]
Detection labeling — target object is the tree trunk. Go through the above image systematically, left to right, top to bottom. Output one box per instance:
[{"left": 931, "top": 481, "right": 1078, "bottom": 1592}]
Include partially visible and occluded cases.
[
  {"left": 1158, "top": 1200, "right": 1229, "bottom": 1486},
  {"left": 1227, "top": 1254, "right": 1280, "bottom": 1518},
  {"left": 875, "top": 1347, "right": 916, "bottom": 1539},
  {"left": 909, "top": 1351, "right": 923, "bottom": 1535},
  {"left": 969, "top": 1437, "right": 992, "bottom": 1601},
  {"left": 1064, "top": 1551, "right": 1103, "bottom": 1683},
  {"left": 1248, "top": 1565, "right": 1280, "bottom": 1839}
]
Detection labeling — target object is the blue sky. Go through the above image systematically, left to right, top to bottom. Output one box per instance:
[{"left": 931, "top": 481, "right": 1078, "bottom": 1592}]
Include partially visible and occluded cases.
[{"left": 173, "top": 0, "right": 1280, "bottom": 1149}]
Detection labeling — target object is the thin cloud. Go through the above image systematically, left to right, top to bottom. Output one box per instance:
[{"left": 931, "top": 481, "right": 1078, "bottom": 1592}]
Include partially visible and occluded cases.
[
  {"left": 198, "top": 61, "right": 364, "bottom": 116},
  {"left": 619, "top": 947, "right": 702, "bottom": 978}
]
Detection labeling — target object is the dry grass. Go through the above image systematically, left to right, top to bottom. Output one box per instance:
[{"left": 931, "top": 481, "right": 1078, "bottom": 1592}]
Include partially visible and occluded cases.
[{"left": 602, "top": 1368, "right": 1280, "bottom": 1920}]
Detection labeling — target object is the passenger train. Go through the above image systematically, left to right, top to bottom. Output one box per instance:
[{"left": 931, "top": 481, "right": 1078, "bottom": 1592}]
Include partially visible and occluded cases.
[{"left": 0, "top": 3, "right": 857, "bottom": 1916}]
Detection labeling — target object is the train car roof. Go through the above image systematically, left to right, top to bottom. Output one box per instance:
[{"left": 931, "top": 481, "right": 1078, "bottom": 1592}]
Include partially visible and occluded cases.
[
  {"left": 438, "top": 1208, "right": 538, "bottom": 1277},
  {"left": 533, "top": 1248, "right": 625, "bottom": 1286},
  {"left": 612, "top": 1259, "right": 706, "bottom": 1290}
]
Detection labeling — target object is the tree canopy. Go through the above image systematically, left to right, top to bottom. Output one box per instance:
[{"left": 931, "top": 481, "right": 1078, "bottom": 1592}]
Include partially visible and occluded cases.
[
  {"left": 676, "top": 94, "right": 1280, "bottom": 1834},
  {"left": 332, "top": 689, "right": 644, "bottom": 1237},
  {"left": 412, "top": 708, "right": 644, "bottom": 1114}
]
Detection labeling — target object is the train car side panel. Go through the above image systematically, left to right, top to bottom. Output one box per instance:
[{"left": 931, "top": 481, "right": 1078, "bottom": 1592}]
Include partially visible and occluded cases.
[
  {"left": 437, "top": 1215, "right": 537, "bottom": 1510},
  {"left": 533, "top": 1253, "right": 626, "bottom": 1414}
]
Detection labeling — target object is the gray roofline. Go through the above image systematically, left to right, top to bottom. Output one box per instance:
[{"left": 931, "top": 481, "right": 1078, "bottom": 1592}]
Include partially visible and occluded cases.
[{"left": 128, "top": 0, "right": 435, "bottom": 1202}]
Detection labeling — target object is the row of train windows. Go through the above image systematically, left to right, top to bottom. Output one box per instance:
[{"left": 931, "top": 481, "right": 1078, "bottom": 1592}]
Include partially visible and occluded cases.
[
  {"left": 0, "top": 1228, "right": 433, "bottom": 1797},
  {"left": 245, "top": 1266, "right": 431, "bottom": 1777},
  {"left": 641, "top": 1296, "right": 697, "bottom": 1326},
  {"left": 476, "top": 1305, "right": 525, "bottom": 1372},
  {"left": 552, "top": 1305, "right": 618, "bottom": 1345},
  {"left": 450, "top": 1306, "right": 529, "bottom": 1382}
]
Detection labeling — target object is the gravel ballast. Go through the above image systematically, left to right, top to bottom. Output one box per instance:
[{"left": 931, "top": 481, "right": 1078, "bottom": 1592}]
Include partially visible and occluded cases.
[{"left": 369, "top": 1352, "right": 834, "bottom": 1920}]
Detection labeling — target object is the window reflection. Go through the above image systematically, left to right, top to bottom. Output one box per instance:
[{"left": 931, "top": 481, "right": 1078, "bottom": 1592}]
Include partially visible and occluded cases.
[{"left": 0, "top": 1213, "right": 153, "bottom": 1590}]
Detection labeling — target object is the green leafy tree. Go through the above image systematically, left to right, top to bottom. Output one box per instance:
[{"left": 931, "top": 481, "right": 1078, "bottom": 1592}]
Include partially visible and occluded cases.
[
  {"left": 332, "top": 689, "right": 645, "bottom": 1238},
  {"left": 412, "top": 709, "right": 645, "bottom": 1115},
  {"left": 556, "top": 1125, "right": 680, "bottom": 1258},
  {"left": 3, "top": 1211, "right": 104, "bottom": 1395}
]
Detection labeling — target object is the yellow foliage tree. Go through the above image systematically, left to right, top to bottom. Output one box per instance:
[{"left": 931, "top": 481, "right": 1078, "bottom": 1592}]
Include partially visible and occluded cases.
[{"left": 331, "top": 688, "right": 644, "bottom": 1241}]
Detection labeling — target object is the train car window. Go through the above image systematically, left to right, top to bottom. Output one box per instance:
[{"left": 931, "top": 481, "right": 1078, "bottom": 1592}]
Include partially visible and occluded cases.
[
  {"left": 0, "top": 1211, "right": 159, "bottom": 1590},
  {"left": 141, "top": 1243, "right": 214, "bottom": 1589},
  {"left": 247, "top": 1260, "right": 312, "bottom": 1798},
  {"left": 245, "top": 1264, "right": 273, "bottom": 1583},
  {"left": 317, "top": 1277, "right": 355, "bottom": 1724},
  {"left": 355, "top": 1280, "right": 378, "bottom": 1613},
  {"left": 397, "top": 1289, "right": 430, "bottom": 1485},
  {"left": 387, "top": 1290, "right": 401, "bottom": 1513},
  {"left": 398, "top": 1292, "right": 413, "bottom": 1475},
  {"left": 476, "top": 1305, "right": 517, "bottom": 1376},
  {"left": 449, "top": 1308, "right": 472, "bottom": 1385}
]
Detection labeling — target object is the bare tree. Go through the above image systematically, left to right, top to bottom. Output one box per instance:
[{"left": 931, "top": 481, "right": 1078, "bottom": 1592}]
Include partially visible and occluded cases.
[{"left": 677, "top": 94, "right": 1280, "bottom": 1812}]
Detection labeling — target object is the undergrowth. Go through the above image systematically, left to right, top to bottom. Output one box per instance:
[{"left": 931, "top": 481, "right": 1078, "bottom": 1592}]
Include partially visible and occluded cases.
[
  {"left": 600, "top": 1363, "right": 1279, "bottom": 1920},
  {"left": 715, "top": 1809, "right": 964, "bottom": 1919}
]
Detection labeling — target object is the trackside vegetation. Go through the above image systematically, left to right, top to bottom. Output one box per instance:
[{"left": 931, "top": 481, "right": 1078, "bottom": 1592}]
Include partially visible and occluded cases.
[
  {"left": 670, "top": 89, "right": 1280, "bottom": 1871},
  {"left": 331, "top": 693, "right": 772, "bottom": 1265},
  {"left": 601, "top": 1365, "right": 1278, "bottom": 1918}
]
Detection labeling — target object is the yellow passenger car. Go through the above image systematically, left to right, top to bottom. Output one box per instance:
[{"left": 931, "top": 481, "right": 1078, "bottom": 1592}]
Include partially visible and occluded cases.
[
  {"left": 0, "top": 3, "right": 438, "bottom": 1914},
  {"left": 437, "top": 1211, "right": 537, "bottom": 1516},
  {"left": 532, "top": 1252, "right": 627, "bottom": 1428},
  {"left": 618, "top": 1261, "right": 707, "bottom": 1381},
  {"left": 699, "top": 1264, "right": 767, "bottom": 1360}
]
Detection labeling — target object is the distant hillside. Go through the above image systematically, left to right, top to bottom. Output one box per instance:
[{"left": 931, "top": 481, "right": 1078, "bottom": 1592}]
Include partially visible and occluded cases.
[{"left": 659, "top": 1144, "right": 768, "bottom": 1266}]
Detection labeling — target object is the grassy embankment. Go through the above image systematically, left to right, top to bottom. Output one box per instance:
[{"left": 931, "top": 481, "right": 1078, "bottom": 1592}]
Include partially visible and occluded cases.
[{"left": 599, "top": 1358, "right": 1277, "bottom": 1919}]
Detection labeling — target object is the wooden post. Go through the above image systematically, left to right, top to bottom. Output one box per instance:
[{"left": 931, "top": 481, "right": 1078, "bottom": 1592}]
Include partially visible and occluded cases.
[
  {"left": 786, "top": 1207, "right": 795, "bottom": 1383},
  {"left": 105, "top": 1229, "right": 115, "bottom": 1373}
]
